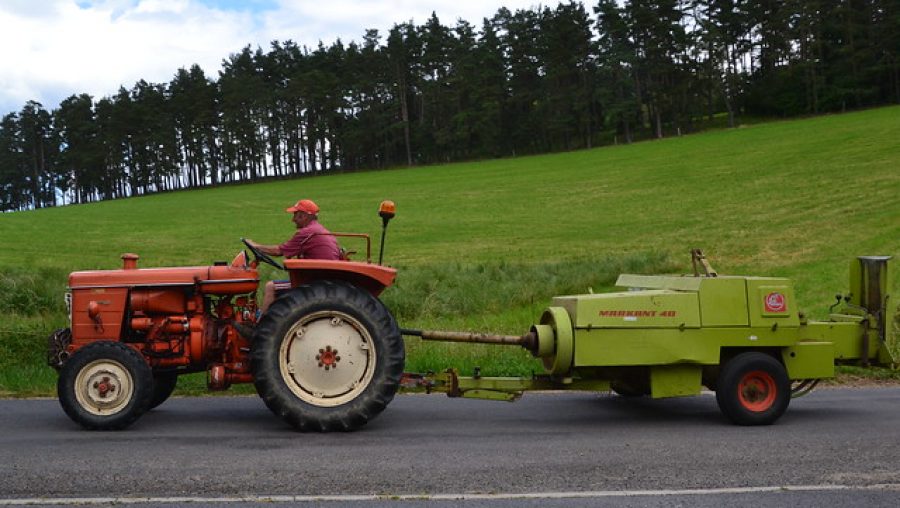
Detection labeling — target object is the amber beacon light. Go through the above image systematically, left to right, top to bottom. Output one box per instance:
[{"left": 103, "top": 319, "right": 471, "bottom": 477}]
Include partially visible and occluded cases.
[{"left": 378, "top": 200, "right": 395, "bottom": 265}]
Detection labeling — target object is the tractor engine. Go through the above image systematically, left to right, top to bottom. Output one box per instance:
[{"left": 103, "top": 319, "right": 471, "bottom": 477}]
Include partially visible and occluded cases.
[{"left": 52, "top": 252, "right": 260, "bottom": 389}]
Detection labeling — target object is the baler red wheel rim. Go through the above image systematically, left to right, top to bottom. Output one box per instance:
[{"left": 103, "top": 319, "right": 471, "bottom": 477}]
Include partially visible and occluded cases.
[{"left": 737, "top": 370, "right": 777, "bottom": 412}]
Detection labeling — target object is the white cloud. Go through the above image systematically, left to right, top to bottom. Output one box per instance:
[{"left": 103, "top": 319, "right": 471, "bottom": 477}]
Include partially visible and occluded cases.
[{"left": 0, "top": 0, "right": 544, "bottom": 115}]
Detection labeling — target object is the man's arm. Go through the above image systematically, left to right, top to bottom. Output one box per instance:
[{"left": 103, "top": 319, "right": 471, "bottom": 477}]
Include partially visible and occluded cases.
[{"left": 244, "top": 239, "right": 283, "bottom": 257}]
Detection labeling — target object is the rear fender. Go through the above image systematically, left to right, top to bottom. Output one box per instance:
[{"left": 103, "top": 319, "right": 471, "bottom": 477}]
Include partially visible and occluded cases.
[{"left": 283, "top": 259, "right": 397, "bottom": 297}]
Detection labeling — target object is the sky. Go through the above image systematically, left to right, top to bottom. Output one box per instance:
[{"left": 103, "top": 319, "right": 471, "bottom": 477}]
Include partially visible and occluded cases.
[{"left": 0, "top": 0, "right": 542, "bottom": 116}]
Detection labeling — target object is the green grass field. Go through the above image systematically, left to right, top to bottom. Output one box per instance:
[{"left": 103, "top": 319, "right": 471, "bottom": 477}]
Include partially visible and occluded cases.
[{"left": 2, "top": 106, "right": 899, "bottom": 396}]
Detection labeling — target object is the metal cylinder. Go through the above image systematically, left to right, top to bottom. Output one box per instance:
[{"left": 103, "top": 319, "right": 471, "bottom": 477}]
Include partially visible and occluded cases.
[
  {"left": 121, "top": 253, "right": 139, "bottom": 270},
  {"left": 131, "top": 290, "right": 186, "bottom": 315},
  {"left": 399, "top": 305, "right": 574, "bottom": 376},
  {"left": 539, "top": 307, "right": 574, "bottom": 376},
  {"left": 130, "top": 316, "right": 189, "bottom": 333},
  {"left": 530, "top": 324, "right": 555, "bottom": 358},
  {"left": 401, "top": 328, "right": 538, "bottom": 352},
  {"left": 207, "top": 365, "right": 229, "bottom": 391}
]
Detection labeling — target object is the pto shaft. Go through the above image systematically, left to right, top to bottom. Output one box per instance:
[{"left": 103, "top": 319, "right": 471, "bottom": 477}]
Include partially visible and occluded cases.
[{"left": 400, "top": 328, "right": 538, "bottom": 353}]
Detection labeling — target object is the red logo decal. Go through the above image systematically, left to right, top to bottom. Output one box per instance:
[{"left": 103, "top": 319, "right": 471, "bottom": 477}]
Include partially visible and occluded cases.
[{"left": 765, "top": 292, "right": 786, "bottom": 313}]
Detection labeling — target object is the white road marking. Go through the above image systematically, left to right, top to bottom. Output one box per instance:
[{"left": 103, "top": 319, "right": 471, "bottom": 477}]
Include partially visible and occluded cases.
[{"left": 3, "top": 483, "right": 900, "bottom": 505}]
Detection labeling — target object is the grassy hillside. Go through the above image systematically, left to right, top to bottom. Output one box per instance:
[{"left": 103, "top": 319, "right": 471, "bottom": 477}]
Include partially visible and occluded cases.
[{"left": 1, "top": 106, "right": 898, "bottom": 395}]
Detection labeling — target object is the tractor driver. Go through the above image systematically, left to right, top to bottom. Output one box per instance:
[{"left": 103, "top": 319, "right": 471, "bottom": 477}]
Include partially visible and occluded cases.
[{"left": 244, "top": 198, "right": 341, "bottom": 313}]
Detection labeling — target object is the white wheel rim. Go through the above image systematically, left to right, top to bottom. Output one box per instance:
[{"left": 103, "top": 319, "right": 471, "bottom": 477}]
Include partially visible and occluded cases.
[
  {"left": 279, "top": 311, "right": 377, "bottom": 407},
  {"left": 74, "top": 359, "right": 134, "bottom": 416}
]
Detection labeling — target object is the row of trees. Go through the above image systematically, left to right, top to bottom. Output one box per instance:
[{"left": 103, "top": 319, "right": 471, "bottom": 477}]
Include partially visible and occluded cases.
[{"left": 2, "top": 1, "right": 898, "bottom": 211}]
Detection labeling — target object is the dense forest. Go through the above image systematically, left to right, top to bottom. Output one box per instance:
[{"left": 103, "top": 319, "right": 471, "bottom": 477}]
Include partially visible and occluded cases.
[{"left": 1, "top": 1, "right": 898, "bottom": 211}]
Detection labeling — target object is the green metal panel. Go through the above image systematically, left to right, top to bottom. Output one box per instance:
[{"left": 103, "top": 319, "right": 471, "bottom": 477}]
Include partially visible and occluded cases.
[
  {"left": 880, "top": 258, "right": 898, "bottom": 363},
  {"left": 698, "top": 278, "right": 749, "bottom": 326},
  {"left": 746, "top": 278, "right": 800, "bottom": 328},
  {"left": 553, "top": 291, "right": 701, "bottom": 329},
  {"left": 798, "top": 321, "right": 859, "bottom": 360},
  {"left": 574, "top": 326, "right": 810, "bottom": 367},
  {"left": 573, "top": 328, "right": 716, "bottom": 366},
  {"left": 782, "top": 342, "right": 835, "bottom": 379},
  {"left": 650, "top": 365, "right": 702, "bottom": 398}
]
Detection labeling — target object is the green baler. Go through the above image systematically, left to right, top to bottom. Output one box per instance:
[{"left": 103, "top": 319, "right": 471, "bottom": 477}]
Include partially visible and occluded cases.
[{"left": 401, "top": 254, "right": 897, "bottom": 425}]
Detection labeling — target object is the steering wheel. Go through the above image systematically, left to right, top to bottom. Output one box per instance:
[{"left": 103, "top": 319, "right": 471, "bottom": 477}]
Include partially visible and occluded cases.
[{"left": 241, "top": 238, "right": 285, "bottom": 271}]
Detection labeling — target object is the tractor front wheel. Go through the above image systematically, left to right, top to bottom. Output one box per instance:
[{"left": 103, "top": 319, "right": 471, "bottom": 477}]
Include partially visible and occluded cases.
[
  {"left": 251, "top": 280, "right": 405, "bottom": 431},
  {"left": 57, "top": 341, "right": 153, "bottom": 430},
  {"left": 715, "top": 352, "right": 790, "bottom": 426},
  {"left": 149, "top": 371, "right": 178, "bottom": 409}
]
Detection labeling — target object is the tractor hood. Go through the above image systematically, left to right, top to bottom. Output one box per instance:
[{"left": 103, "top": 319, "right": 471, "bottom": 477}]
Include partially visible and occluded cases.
[{"left": 69, "top": 252, "right": 259, "bottom": 295}]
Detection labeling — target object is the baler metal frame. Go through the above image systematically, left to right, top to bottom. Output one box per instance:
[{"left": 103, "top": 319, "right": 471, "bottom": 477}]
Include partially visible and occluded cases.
[{"left": 397, "top": 253, "right": 897, "bottom": 426}]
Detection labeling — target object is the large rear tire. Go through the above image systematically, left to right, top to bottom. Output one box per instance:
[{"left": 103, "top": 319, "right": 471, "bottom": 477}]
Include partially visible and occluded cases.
[
  {"left": 251, "top": 280, "right": 405, "bottom": 431},
  {"left": 57, "top": 341, "right": 153, "bottom": 430},
  {"left": 715, "top": 352, "right": 790, "bottom": 426}
]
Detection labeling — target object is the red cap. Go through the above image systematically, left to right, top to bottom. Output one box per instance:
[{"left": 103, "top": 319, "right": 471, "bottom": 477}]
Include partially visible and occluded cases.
[{"left": 286, "top": 199, "right": 319, "bottom": 214}]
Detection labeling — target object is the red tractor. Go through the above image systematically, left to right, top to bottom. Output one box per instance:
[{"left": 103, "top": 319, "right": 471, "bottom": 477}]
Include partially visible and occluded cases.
[{"left": 48, "top": 202, "right": 405, "bottom": 431}]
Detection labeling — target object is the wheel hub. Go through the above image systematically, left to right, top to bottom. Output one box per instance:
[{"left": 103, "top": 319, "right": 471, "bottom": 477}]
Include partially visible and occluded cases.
[
  {"left": 279, "top": 311, "right": 376, "bottom": 407},
  {"left": 316, "top": 346, "right": 340, "bottom": 370},
  {"left": 75, "top": 359, "right": 134, "bottom": 416},
  {"left": 738, "top": 371, "right": 776, "bottom": 412},
  {"left": 94, "top": 377, "right": 116, "bottom": 397}
]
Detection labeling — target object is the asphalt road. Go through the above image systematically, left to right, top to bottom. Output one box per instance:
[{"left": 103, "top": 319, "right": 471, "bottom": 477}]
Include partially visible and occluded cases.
[{"left": 2, "top": 387, "right": 899, "bottom": 506}]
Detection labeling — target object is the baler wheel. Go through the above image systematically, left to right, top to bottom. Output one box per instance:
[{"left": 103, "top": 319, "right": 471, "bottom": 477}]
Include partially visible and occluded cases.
[
  {"left": 251, "top": 280, "right": 405, "bottom": 431},
  {"left": 57, "top": 341, "right": 153, "bottom": 430},
  {"left": 715, "top": 352, "right": 790, "bottom": 426},
  {"left": 149, "top": 371, "right": 178, "bottom": 409}
]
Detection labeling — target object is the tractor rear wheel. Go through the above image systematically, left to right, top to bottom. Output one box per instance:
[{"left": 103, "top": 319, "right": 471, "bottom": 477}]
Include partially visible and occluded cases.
[
  {"left": 251, "top": 280, "right": 405, "bottom": 431},
  {"left": 57, "top": 341, "right": 153, "bottom": 430},
  {"left": 715, "top": 352, "right": 790, "bottom": 426},
  {"left": 149, "top": 371, "right": 178, "bottom": 409}
]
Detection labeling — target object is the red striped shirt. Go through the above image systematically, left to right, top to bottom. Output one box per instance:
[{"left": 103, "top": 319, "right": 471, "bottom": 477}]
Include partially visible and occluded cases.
[{"left": 279, "top": 221, "right": 341, "bottom": 260}]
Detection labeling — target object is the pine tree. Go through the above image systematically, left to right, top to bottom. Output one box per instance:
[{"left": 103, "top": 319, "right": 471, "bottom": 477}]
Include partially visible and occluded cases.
[
  {"left": 595, "top": 0, "right": 638, "bottom": 143},
  {"left": 538, "top": 1, "right": 597, "bottom": 150},
  {"left": 54, "top": 94, "right": 103, "bottom": 203},
  {"left": 18, "top": 101, "right": 56, "bottom": 207},
  {"left": 0, "top": 113, "right": 28, "bottom": 211}
]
